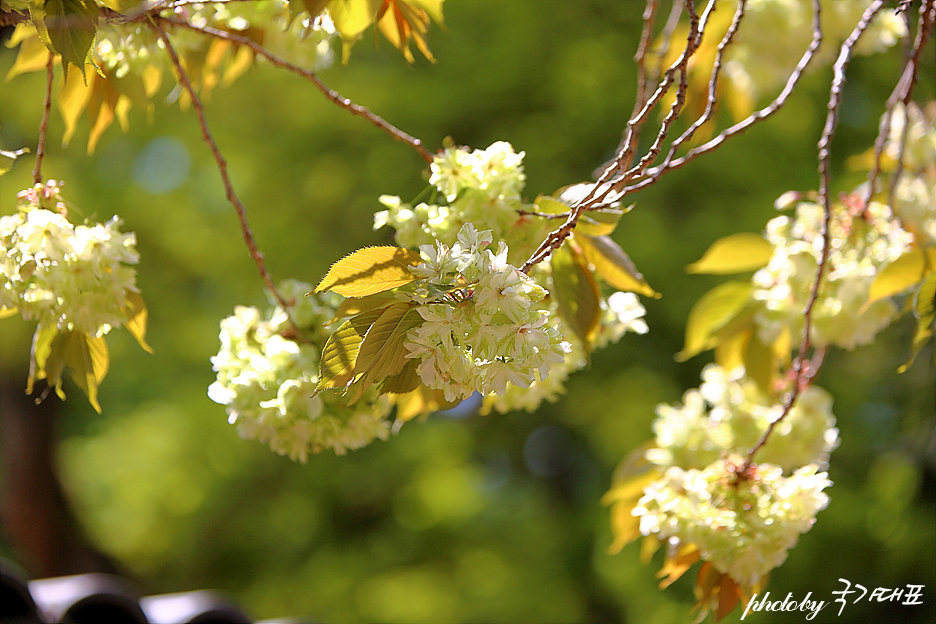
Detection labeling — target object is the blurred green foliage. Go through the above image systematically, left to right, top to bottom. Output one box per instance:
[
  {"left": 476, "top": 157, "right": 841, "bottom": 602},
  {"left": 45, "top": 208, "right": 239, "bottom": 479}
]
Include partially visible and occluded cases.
[{"left": 1, "top": 1, "right": 934, "bottom": 622}]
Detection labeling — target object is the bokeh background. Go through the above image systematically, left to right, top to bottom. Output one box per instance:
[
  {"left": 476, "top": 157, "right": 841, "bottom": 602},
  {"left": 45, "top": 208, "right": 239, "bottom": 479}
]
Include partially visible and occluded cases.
[{"left": 1, "top": 2, "right": 934, "bottom": 622}]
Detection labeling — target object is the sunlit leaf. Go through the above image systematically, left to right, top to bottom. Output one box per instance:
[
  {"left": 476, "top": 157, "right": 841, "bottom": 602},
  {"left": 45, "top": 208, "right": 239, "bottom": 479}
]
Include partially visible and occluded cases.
[
  {"left": 45, "top": 0, "right": 98, "bottom": 77},
  {"left": 96, "top": 0, "right": 144, "bottom": 14},
  {"left": 328, "top": 0, "right": 376, "bottom": 62},
  {"left": 376, "top": 0, "right": 444, "bottom": 63},
  {"left": 6, "top": 30, "right": 51, "bottom": 81},
  {"left": 58, "top": 67, "right": 94, "bottom": 147},
  {"left": 86, "top": 72, "right": 120, "bottom": 154},
  {"left": 534, "top": 186, "right": 630, "bottom": 237},
  {"left": 686, "top": 232, "right": 774, "bottom": 275},
  {"left": 576, "top": 234, "right": 658, "bottom": 297},
  {"left": 551, "top": 242, "right": 601, "bottom": 351},
  {"left": 316, "top": 246, "right": 421, "bottom": 297},
  {"left": 869, "top": 247, "right": 936, "bottom": 302},
  {"left": 899, "top": 269, "right": 936, "bottom": 373},
  {"left": 678, "top": 281, "right": 754, "bottom": 361},
  {"left": 122, "top": 290, "right": 153, "bottom": 353},
  {"left": 330, "top": 291, "right": 399, "bottom": 323},
  {"left": 355, "top": 302, "right": 422, "bottom": 380},
  {"left": 0, "top": 306, "right": 19, "bottom": 319},
  {"left": 317, "top": 308, "right": 385, "bottom": 392},
  {"left": 27, "top": 323, "right": 59, "bottom": 394},
  {"left": 744, "top": 329, "right": 777, "bottom": 396},
  {"left": 44, "top": 330, "right": 109, "bottom": 413},
  {"left": 392, "top": 385, "right": 457, "bottom": 422},
  {"left": 603, "top": 442, "right": 660, "bottom": 554},
  {"left": 657, "top": 543, "right": 700, "bottom": 589}
]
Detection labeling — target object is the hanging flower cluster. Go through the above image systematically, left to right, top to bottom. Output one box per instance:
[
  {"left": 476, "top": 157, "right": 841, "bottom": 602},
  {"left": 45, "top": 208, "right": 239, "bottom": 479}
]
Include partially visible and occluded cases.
[
  {"left": 1, "top": 181, "right": 141, "bottom": 337},
  {"left": 208, "top": 280, "right": 393, "bottom": 461}
]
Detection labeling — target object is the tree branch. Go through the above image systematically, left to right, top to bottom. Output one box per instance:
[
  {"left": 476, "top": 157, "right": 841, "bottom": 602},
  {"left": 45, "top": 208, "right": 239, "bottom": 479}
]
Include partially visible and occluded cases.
[
  {"left": 745, "top": 0, "right": 888, "bottom": 469},
  {"left": 159, "top": 16, "right": 435, "bottom": 164},
  {"left": 148, "top": 17, "right": 298, "bottom": 324},
  {"left": 31, "top": 52, "right": 54, "bottom": 186}
]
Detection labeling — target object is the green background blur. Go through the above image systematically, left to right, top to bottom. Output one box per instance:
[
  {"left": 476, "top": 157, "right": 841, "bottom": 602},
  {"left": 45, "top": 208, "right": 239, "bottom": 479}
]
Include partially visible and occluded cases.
[{"left": 1, "top": 2, "right": 934, "bottom": 622}]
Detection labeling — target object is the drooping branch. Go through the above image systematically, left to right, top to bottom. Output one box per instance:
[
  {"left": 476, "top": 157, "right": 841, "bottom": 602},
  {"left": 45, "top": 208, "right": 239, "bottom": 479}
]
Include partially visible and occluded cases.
[
  {"left": 616, "top": 0, "right": 824, "bottom": 199},
  {"left": 745, "top": 0, "right": 888, "bottom": 469},
  {"left": 863, "top": 0, "right": 935, "bottom": 209},
  {"left": 159, "top": 16, "right": 435, "bottom": 164},
  {"left": 148, "top": 17, "right": 297, "bottom": 321},
  {"left": 31, "top": 52, "right": 54, "bottom": 186}
]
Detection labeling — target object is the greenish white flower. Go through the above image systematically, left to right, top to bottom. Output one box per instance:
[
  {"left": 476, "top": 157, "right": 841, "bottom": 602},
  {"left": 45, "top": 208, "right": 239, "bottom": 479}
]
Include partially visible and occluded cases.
[
  {"left": 1, "top": 181, "right": 140, "bottom": 337},
  {"left": 208, "top": 281, "right": 392, "bottom": 460},
  {"left": 634, "top": 456, "right": 831, "bottom": 587}
]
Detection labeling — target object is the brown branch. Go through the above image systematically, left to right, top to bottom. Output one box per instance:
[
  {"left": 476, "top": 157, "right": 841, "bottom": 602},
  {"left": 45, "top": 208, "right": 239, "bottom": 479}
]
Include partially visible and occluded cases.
[
  {"left": 521, "top": 0, "right": 707, "bottom": 272},
  {"left": 617, "top": 0, "right": 824, "bottom": 199},
  {"left": 658, "top": 0, "right": 747, "bottom": 171},
  {"left": 745, "top": 0, "right": 887, "bottom": 469},
  {"left": 863, "top": 0, "right": 936, "bottom": 209},
  {"left": 159, "top": 16, "right": 435, "bottom": 164},
  {"left": 148, "top": 18, "right": 297, "bottom": 323},
  {"left": 31, "top": 52, "right": 54, "bottom": 186}
]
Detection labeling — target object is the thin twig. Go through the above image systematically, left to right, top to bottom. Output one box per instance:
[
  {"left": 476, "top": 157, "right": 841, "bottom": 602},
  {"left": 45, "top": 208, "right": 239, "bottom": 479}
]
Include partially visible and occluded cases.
[
  {"left": 521, "top": 0, "right": 705, "bottom": 272},
  {"left": 617, "top": 0, "right": 824, "bottom": 198},
  {"left": 658, "top": 0, "right": 747, "bottom": 172},
  {"left": 745, "top": 0, "right": 887, "bottom": 469},
  {"left": 863, "top": 0, "right": 935, "bottom": 209},
  {"left": 160, "top": 16, "right": 435, "bottom": 164},
  {"left": 148, "top": 17, "right": 298, "bottom": 323},
  {"left": 31, "top": 51, "right": 54, "bottom": 185}
]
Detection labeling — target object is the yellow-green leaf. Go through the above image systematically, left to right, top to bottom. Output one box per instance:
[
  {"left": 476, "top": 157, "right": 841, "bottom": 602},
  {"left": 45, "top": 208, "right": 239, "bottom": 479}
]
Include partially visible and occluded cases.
[
  {"left": 45, "top": 0, "right": 98, "bottom": 76},
  {"left": 96, "top": 0, "right": 144, "bottom": 14},
  {"left": 328, "top": 0, "right": 376, "bottom": 62},
  {"left": 6, "top": 30, "right": 51, "bottom": 81},
  {"left": 57, "top": 63, "right": 94, "bottom": 146},
  {"left": 534, "top": 186, "right": 630, "bottom": 237},
  {"left": 687, "top": 232, "right": 774, "bottom": 275},
  {"left": 577, "top": 234, "right": 658, "bottom": 298},
  {"left": 551, "top": 243, "right": 601, "bottom": 351},
  {"left": 316, "top": 246, "right": 421, "bottom": 297},
  {"left": 869, "top": 247, "right": 936, "bottom": 303},
  {"left": 899, "top": 269, "right": 936, "bottom": 373},
  {"left": 678, "top": 281, "right": 754, "bottom": 361},
  {"left": 122, "top": 290, "right": 153, "bottom": 353},
  {"left": 330, "top": 291, "right": 399, "bottom": 323},
  {"left": 356, "top": 302, "right": 423, "bottom": 380},
  {"left": 0, "top": 306, "right": 19, "bottom": 319},
  {"left": 317, "top": 307, "right": 385, "bottom": 392},
  {"left": 27, "top": 323, "right": 59, "bottom": 394},
  {"left": 745, "top": 329, "right": 777, "bottom": 396},
  {"left": 49, "top": 330, "right": 109, "bottom": 413},
  {"left": 379, "top": 357, "right": 421, "bottom": 394}
]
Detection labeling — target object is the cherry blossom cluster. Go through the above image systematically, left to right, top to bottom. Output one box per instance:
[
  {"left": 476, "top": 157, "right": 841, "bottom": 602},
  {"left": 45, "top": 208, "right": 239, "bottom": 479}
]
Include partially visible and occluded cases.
[
  {"left": 377, "top": 142, "right": 649, "bottom": 412},
  {"left": 1, "top": 181, "right": 140, "bottom": 337},
  {"left": 403, "top": 224, "right": 571, "bottom": 402},
  {"left": 208, "top": 280, "right": 392, "bottom": 461},
  {"left": 633, "top": 364, "right": 838, "bottom": 587}
]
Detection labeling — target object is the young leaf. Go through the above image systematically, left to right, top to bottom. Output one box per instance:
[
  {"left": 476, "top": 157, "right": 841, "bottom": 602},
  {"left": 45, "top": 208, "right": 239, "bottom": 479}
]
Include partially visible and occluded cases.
[
  {"left": 45, "top": 0, "right": 98, "bottom": 76},
  {"left": 96, "top": 0, "right": 144, "bottom": 13},
  {"left": 328, "top": 0, "right": 377, "bottom": 62},
  {"left": 6, "top": 30, "right": 51, "bottom": 81},
  {"left": 0, "top": 147, "right": 29, "bottom": 176},
  {"left": 534, "top": 186, "right": 629, "bottom": 237},
  {"left": 686, "top": 232, "right": 774, "bottom": 275},
  {"left": 576, "top": 234, "right": 658, "bottom": 298},
  {"left": 550, "top": 243, "right": 601, "bottom": 351},
  {"left": 315, "top": 246, "right": 421, "bottom": 297},
  {"left": 869, "top": 247, "right": 936, "bottom": 303},
  {"left": 899, "top": 269, "right": 936, "bottom": 373},
  {"left": 678, "top": 281, "right": 754, "bottom": 361},
  {"left": 122, "top": 290, "right": 153, "bottom": 353},
  {"left": 330, "top": 291, "right": 399, "bottom": 323},
  {"left": 355, "top": 302, "right": 423, "bottom": 381},
  {"left": 317, "top": 308, "right": 385, "bottom": 392},
  {"left": 27, "top": 323, "right": 60, "bottom": 394},
  {"left": 59, "top": 330, "right": 110, "bottom": 413},
  {"left": 379, "top": 357, "right": 421, "bottom": 395}
]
